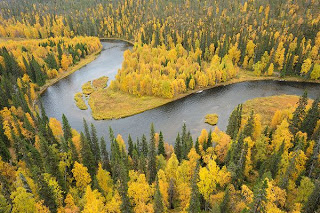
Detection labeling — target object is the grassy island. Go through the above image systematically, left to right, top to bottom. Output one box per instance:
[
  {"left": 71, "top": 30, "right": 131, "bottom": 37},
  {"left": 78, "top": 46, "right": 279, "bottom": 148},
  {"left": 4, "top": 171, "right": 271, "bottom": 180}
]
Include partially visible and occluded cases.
[{"left": 205, "top": 114, "right": 219, "bottom": 126}]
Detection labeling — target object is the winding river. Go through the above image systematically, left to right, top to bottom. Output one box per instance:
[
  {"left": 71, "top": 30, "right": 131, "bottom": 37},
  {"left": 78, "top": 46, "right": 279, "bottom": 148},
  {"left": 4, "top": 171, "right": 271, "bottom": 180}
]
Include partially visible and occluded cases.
[{"left": 40, "top": 41, "right": 320, "bottom": 146}]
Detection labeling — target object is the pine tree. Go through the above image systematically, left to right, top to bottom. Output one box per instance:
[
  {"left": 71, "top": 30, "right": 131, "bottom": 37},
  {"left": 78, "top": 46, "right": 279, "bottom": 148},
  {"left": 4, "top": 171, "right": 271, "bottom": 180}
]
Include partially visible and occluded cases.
[
  {"left": 290, "top": 91, "right": 308, "bottom": 135},
  {"left": 301, "top": 97, "right": 319, "bottom": 138},
  {"left": 226, "top": 104, "right": 242, "bottom": 139},
  {"left": 243, "top": 111, "right": 255, "bottom": 138},
  {"left": 62, "top": 114, "right": 72, "bottom": 141},
  {"left": 83, "top": 119, "right": 93, "bottom": 152},
  {"left": 90, "top": 123, "right": 101, "bottom": 162},
  {"left": 148, "top": 123, "right": 157, "bottom": 184},
  {"left": 158, "top": 131, "right": 166, "bottom": 157},
  {"left": 80, "top": 132, "right": 96, "bottom": 176},
  {"left": 175, "top": 133, "right": 182, "bottom": 161},
  {"left": 128, "top": 134, "right": 134, "bottom": 157},
  {"left": 142, "top": 134, "right": 148, "bottom": 157},
  {"left": 0, "top": 137, "right": 10, "bottom": 162},
  {"left": 100, "top": 137, "right": 111, "bottom": 172},
  {"left": 68, "top": 139, "right": 79, "bottom": 163},
  {"left": 119, "top": 161, "right": 132, "bottom": 213},
  {"left": 188, "top": 164, "right": 201, "bottom": 213},
  {"left": 37, "top": 175, "right": 57, "bottom": 212},
  {"left": 251, "top": 179, "right": 268, "bottom": 213},
  {"left": 154, "top": 180, "right": 164, "bottom": 213},
  {"left": 303, "top": 180, "right": 320, "bottom": 213},
  {"left": 220, "top": 186, "right": 231, "bottom": 213}
]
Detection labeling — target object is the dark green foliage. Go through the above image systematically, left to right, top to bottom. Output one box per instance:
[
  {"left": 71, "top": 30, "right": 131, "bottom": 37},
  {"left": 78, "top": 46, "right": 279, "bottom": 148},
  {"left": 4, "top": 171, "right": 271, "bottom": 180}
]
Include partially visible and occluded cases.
[
  {"left": 290, "top": 91, "right": 308, "bottom": 135},
  {"left": 301, "top": 97, "right": 319, "bottom": 138},
  {"left": 226, "top": 104, "right": 242, "bottom": 139},
  {"left": 243, "top": 111, "right": 255, "bottom": 138},
  {"left": 62, "top": 114, "right": 72, "bottom": 141},
  {"left": 90, "top": 123, "right": 101, "bottom": 162},
  {"left": 148, "top": 123, "right": 157, "bottom": 184},
  {"left": 158, "top": 131, "right": 166, "bottom": 157},
  {"left": 80, "top": 132, "right": 96, "bottom": 176},
  {"left": 174, "top": 133, "right": 182, "bottom": 162},
  {"left": 128, "top": 134, "right": 134, "bottom": 157},
  {"left": 141, "top": 134, "right": 148, "bottom": 157},
  {"left": 0, "top": 137, "right": 10, "bottom": 162},
  {"left": 100, "top": 137, "right": 111, "bottom": 172},
  {"left": 119, "top": 161, "right": 132, "bottom": 213},
  {"left": 188, "top": 164, "right": 201, "bottom": 213},
  {"left": 37, "top": 174, "right": 58, "bottom": 212},
  {"left": 250, "top": 179, "right": 268, "bottom": 213},
  {"left": 154, "top": 180, "right": 164, "bottom": 213},
  {"left": 303, "top": 180, "right": 320, "bottom": 213},
  {"left": 220, "top": 186, "right": 231, "bottom": 213}
]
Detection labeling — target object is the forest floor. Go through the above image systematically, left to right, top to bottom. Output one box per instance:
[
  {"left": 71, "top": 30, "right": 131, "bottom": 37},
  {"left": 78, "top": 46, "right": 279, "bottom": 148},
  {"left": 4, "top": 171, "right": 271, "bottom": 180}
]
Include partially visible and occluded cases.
[
  {"left": 88, "top": 69, "right": 320, "bottom": 120},
  {"left": 241, "top": 95, "right": 313, "bottom": 126}
]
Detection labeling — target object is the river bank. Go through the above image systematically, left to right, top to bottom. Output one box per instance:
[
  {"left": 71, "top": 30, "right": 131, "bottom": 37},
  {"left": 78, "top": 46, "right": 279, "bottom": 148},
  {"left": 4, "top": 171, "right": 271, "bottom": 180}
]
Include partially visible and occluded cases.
[{"left": 88, "top": 69, "right": 320, "bottom": 120}]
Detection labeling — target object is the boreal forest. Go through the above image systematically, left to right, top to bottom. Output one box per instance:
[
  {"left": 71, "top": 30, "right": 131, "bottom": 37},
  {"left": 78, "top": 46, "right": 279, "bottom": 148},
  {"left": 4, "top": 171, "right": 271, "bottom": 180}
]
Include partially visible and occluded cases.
[{"left": 0, "top": 0, "right": 319, "bottom": 212}]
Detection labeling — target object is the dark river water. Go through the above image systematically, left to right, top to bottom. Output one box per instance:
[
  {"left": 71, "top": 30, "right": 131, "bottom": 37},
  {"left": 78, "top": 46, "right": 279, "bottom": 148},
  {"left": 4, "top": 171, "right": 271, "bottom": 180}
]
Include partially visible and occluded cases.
[{"left": 40, "top": 41, "right": 320, "bottom": 146}]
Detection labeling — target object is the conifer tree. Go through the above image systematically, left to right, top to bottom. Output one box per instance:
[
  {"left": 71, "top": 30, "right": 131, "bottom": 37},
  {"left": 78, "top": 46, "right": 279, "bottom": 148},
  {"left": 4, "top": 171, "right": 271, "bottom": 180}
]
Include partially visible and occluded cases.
[
  {"left": 290, "top": 91, "right": 308, "bottom": 135},
  {"left": 301, "top": 97, "right": 319, "bottom": 138},
  {"left": 226, "top": 104, "right": 242, "bottom": 139},
  {"left": 62, "top": 114, "right": 72, "bottom": 141},
  {"left": 90, "top": 123, "right": 101, "bottom": 162},
  {"left": 148, "top": 123, "right": 157, "bottom": 184},
  {"left": 158, "top": 131, "right": 166, "bottom": 157},
  {"left": 80, "top": 132, "right": 96, "bottom": 176},
  {"left": 175, "top": 133, "right": 182, "bottom": 161},
  {"left": 128, "top": 134, "right": 134, "bottom": 157},
  {"left": 142, "top": 134, "right": 148, "bottom": 157},
  {"left": 0, "top": 137, "right": 10, "bottom": 162},
  {"left": 100, "top": 137, "right": 111, "bottom": 172},
  {"left": 119, "top": 161, "right": 132, "bottom": 213},
  {"left": 188, "top": 164, "right": 201, "bottom": 213},
  {"left": 251, "top": 179, "right": 268, "bottom": 213},
  {"left": 154, "top": 180, "right": 164, "bottom": 213},
  {"left": 303, "top": 180, "right": 320, "bottom": 213}
]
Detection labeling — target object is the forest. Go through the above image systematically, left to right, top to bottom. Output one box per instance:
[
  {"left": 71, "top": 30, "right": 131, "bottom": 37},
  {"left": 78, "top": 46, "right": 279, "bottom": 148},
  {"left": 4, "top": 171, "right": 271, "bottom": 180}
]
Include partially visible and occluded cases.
[{"left": 0, "top": 0, "right": 319, "bottom": 212}]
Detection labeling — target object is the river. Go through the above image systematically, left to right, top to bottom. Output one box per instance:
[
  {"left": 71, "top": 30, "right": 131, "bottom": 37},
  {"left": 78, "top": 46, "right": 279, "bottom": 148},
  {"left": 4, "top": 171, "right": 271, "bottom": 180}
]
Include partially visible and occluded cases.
[{"left": 40, "top": 41, "right": 320, "bottom": 146}]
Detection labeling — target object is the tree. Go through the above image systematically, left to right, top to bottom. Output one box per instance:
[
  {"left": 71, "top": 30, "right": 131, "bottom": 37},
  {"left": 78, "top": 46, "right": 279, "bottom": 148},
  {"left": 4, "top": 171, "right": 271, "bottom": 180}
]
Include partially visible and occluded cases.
[
  {"left": 290, "top": 91, "right": 308, "bottom": 135},
  {"left": 301, "top": 98, "right": 319, "bottom": 138},
  {"left": 226, "top": 104, "right": 242, "bottom": 139},
  {"left": 62, "top": 114, "right": 72, "bottom": 141},
  {"left": 91, "top": 123, "right": 101, "bottom": 162},
  {"left": 148, "top": 123, "right": 157, "bottom": 184},
  {"left": 158, "top": 131, "right": 166, "bottom": 157},
  {"left": 80, "top": 132, "right": 96, "bottom": 176},
  {"left": 174, "top": 133, "right": 182, "bottom": 161},
  {"left": 128, "top": 134, "right": 134, "bottom": 157},
  {"left": 0, "top": 137, "right": 10, "bottom": 162},
  {"left": 100, "top": 137, "right": 111, "bottom": 171},
  {"left": 72, "top": 161, "right": 92, "bottom": 191},
  {"left": 96, "top": 163, "right": 113, "bottom": 200},
  {"left": 188, "top": 164, "right": 201, "bottom": 213},
  {"left": 154, "top": 179, "right": 164, "bottom": 213},
  {"left": 250, "top": 179, "right": 268, "bottom": 213},
  {"left": 303, "top": 180, "right": 320, "bottom": 213},
  {"left": 83, "top": 186, "right": 106, "bottom": 213},
  {"left": 10, "top": 187, "right": 36, "bottom": 213},
  {"left": 0, "top": 192, "right": 11, "bottom": 213}
]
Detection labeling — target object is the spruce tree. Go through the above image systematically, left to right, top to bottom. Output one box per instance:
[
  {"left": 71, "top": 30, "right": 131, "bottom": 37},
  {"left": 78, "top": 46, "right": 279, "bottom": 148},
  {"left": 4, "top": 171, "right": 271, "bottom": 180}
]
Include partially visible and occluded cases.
[
  {"left": 290, "top": 91, "right": 308, "bottom": 135},
  {"left": 301, "top": 97, "right": 319, "bottom": 138},
  {"left": 226, "top": 104, "right": 242, "bottom": 139},
  {"left": 243, "top": 111, "right": 255, "bottom": 138},
  {"left": 62, "top": 114, "right": 72, "bottom": 141},
  {"left": 90, "top": 123, "right": 101, "bottom": 162},
  {"left": 148, "top": 123, "right": 157, "bottom": 184},
  {"left": 158, "top": 131, "right": 166, "bottom": 157},
  {"left": 80, "top": 132, "right": 96, "bottom": 176},
  {"left": 174, "top": 133, "right": 182, "bottom": 161},
  {"left": 128, "top": 134, "right": 134, "bottom": 157},
  {"left": 142, "top": 134, "right": 148, "bottom": 157},
  {"left": 0, "top": 137, "right": 10, "bottom": 162},
  {"left": 100, "top": 137, "right": 111, "bottom": 172},
  {"left": 119, "top": 161, "right": 132, "bottom": 213},
  {"left": 188, "top": 165, "right": 201, "bottom": 213},
  {"left": 37, "top": 175, "right": 57, "bottom": 212},
  {"left": 250, "top": 179, "right": 268, "bottom": 213},
  {"left": 154, "top": 180, "right": 164, "bottom": 213},
  {"left": 303, "top": 180, "right": 320, "bottom": 213}
]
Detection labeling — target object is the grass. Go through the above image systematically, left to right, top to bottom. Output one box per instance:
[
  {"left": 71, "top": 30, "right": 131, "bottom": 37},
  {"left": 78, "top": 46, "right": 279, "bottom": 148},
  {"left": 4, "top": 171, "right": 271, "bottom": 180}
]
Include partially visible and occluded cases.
[
  {"left": 87, "top": 69, "right": 319, "bottom": 120},
  {"left": 92, "top": 76, "right": 109, "bottom": 89},
  {"left": 82, "top": 81, "right": 95, "bottom": 95},
  {"left": 88, "top": 88, "right": 171, "bottom": 119},
  {"left": 74, "top": 92, "right": 88, "bottom": 110},
  {"left": 241, "top": 95, "right": 313, "bottom": 126},
  {"left": 205, "top": 114, "right": 219, "bottom": 125}
]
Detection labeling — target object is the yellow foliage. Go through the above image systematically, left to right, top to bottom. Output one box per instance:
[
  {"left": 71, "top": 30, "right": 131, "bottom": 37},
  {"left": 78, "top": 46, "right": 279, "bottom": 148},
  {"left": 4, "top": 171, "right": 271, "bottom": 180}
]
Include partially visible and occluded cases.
[{"left": 72, "top": 161, "right": 92, "bottom": 191}]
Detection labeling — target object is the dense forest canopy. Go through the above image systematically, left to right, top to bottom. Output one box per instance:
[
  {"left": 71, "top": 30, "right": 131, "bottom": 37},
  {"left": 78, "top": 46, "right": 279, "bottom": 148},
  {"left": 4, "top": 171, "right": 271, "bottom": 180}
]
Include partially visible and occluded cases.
[{"left": 0, "top": 0, "right": 319, "bottom": 212}]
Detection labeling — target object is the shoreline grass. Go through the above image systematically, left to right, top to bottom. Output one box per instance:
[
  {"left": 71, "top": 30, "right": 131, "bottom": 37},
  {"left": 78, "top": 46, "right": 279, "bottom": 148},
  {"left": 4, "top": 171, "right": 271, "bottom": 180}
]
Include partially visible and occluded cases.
[
  {"left": 88, "top": 69, "right": 320, "bottom": 120},
  {"left": 241, "top": 95, "right": 313, "bottom": 126}
]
